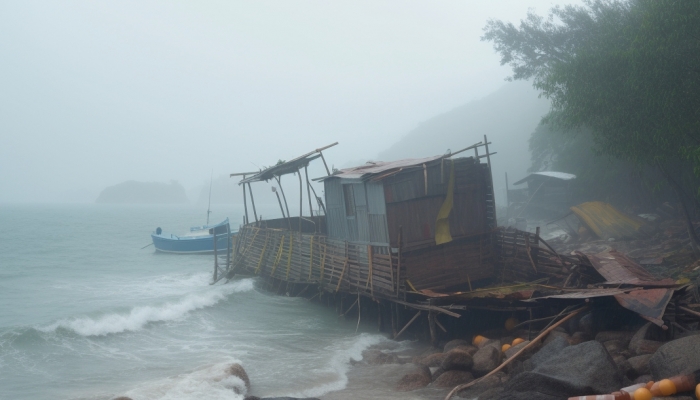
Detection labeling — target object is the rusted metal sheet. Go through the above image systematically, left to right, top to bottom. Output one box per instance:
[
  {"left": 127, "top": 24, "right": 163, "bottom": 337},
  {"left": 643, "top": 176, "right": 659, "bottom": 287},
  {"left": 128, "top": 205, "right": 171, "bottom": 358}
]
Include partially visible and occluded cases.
[
  {"left": 323, "top": 155, "right": 444, "bottom": 181},
  {"left": 578, "top": 249, "right": 676, "bottom": 286},
  {"left": 528, "top": 288, "right": 633, "bottom": 300},
  {"left": 614, "top": 288, "right": 674, "bottom": 326}
]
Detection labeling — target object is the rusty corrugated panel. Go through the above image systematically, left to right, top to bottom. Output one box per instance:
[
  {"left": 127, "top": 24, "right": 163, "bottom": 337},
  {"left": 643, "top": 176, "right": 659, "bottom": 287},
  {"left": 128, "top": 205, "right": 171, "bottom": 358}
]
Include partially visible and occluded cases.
[
  {"left": 324, "top": 155, "right": 444, "bottom": 180},
  {"left": 570, "top": 201, "right": 645, "bottom": 240},
  {"left": 579, "top": 249, "right": 676, "bottom": 286},
  {"left": 614, "top": 288, "right": 674, "bottom": 326}
]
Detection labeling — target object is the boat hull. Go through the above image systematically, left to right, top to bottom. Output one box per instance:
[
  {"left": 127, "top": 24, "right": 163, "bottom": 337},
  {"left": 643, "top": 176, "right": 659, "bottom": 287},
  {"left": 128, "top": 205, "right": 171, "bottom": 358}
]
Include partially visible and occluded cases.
[{"left": 151, "top": 232, "right": 231, "bottom": 254}]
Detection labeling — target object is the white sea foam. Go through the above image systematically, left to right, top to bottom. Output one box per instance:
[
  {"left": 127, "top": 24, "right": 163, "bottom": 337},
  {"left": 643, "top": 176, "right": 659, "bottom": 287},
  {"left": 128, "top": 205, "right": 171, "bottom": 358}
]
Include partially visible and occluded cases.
[
  {"left": 40, "top": 279, "right": 254, "bottom": 337},
  {"left": 286, "top": 333, "right": 385, "bottom": 398},
  {"left": 122, "top": 361, "right": 248, "bottom": 400}
]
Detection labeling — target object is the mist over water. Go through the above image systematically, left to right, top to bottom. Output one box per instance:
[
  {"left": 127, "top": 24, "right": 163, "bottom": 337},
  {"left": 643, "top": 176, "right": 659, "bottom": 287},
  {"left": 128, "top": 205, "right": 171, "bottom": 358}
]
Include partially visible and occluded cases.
[{"left": 0, "top": 204, "right": 402, "bottom": 400}]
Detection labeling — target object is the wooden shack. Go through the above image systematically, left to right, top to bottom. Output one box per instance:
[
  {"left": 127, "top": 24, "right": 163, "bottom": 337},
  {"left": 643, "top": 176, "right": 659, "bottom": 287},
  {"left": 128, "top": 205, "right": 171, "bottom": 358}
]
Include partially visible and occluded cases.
[{"left": 226, "top": 139, "right": 499, "bottom": 300}]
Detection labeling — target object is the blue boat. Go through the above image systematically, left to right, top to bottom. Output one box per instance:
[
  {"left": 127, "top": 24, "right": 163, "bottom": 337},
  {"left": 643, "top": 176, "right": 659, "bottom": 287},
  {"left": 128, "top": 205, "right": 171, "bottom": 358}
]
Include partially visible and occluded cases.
[{"left": 151, "top": 218, "right": 235, "bottom": 254}]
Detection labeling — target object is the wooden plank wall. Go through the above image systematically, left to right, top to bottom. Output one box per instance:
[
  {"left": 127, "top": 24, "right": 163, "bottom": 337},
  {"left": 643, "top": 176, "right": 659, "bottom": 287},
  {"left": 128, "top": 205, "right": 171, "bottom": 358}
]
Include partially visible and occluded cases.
[{"left": 494, "top": 227, "right": 570, "bottom": 283}]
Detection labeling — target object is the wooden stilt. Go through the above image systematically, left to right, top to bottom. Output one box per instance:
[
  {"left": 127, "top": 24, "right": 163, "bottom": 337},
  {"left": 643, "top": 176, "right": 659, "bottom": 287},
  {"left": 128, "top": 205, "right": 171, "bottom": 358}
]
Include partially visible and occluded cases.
[
  {"left": 242, "top": 174, "right": 249, "bottom": 224},
  {"left": 274, "top": 175, "right": 292, "bottom": 231},
  {"left": 247, "top": 182, "right": 258, "bottom": 223},
  {"left": 355, "top": 292, "right": 361, "bottom": 333},
  {"left": 394, "top": 310, "right": 421, "bottom": 340},
  {"left": 428, "top": 311, "right": 437, "bottom": 347}
]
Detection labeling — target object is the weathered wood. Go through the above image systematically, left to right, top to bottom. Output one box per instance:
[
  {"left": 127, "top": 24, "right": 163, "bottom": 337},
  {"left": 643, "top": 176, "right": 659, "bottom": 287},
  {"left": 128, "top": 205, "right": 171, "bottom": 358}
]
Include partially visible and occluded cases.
[{"left": 394, "top": 311, "right": 421, "bottom": 340}]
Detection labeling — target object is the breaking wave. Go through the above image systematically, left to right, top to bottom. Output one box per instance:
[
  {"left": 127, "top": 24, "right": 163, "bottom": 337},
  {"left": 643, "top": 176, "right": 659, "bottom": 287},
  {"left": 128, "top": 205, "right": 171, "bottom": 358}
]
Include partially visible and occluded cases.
[
  {"left": 39, "top": 278, "right": 254, "bottom": 337},
  {"left": 122, "top": 360, "right": 248, "bottom": 400}
]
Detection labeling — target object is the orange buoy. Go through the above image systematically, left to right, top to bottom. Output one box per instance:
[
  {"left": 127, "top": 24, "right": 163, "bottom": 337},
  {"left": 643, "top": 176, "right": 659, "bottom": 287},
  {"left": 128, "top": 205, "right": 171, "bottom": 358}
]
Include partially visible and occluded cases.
[
  {"left": 505, "top": 317, "right": 519, "bottom": 331},
  {"left": 472, "top": 335, "right": 486, "bottom": 346},
  {"left": 512, "top": 338, "right": 525, "bottom": 346},
  {"left": 501, "top": 344, "right": 511, "bottom": 352},
  {"left": 658, "top": 379, "right": 676, "bottom": 396},
  {"left": 695, "top": 382, "right": 700, "bottom": 399},
  {"left": 633, "top": 387, "right": 652, "bottom": 400}
]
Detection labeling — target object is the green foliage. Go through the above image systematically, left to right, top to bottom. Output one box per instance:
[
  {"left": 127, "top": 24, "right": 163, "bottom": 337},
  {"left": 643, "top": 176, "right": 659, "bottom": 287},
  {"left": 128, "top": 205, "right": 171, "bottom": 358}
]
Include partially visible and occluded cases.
[{"left": 484, "top": 0, "right": 700, "bottom": 199}]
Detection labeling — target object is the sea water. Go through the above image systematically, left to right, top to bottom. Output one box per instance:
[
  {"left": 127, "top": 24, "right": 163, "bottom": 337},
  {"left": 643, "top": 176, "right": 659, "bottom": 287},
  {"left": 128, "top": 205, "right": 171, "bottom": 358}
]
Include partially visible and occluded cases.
[{"left": 0, "top": 204, "right": 435, "bottom": 400}]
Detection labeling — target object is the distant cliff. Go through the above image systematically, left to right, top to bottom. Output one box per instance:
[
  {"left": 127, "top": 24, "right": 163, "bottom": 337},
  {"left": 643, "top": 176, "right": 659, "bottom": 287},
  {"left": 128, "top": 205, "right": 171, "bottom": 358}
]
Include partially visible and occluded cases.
[{"left": 96, "top": 181, "right": 189, "bottom": 204}]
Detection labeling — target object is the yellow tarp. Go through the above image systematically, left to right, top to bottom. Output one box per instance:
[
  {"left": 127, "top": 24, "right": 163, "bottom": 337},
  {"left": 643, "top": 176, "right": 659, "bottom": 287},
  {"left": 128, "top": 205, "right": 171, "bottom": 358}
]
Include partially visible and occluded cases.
[
  {"left": 435, "top": 160, "right": 454, "bottom": 245},
  {"left": 570, "top": 201, "right": 645, "bottom": 240}
]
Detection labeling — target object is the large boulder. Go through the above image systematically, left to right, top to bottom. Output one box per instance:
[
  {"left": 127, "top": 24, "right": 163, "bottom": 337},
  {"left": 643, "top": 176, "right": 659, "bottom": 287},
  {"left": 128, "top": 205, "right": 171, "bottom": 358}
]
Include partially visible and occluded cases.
[
  {"left": 629, "top": 323, "right": 664, "bottom": 356},
  {"left": 595, "top": 331, "right": 634, "bottom": 346},
  {"left": 649, "top": 335, "right": 700, "bottom": 380},
  {"left": 444, "top": 339, "right": 471, "bottom": 353},
  {"left": 499, "top": 340, "right": 622, "bottom": 400},
  {"left": 472, "top": 344, "right": 501, "bottom": 377},
  {"left": 361, "top": 349, "right": 400, "bottom": 365},
  {"left": 441, "top": 349, "right": 474, "bottom": 371},
  {"left": 416, "top": 352, "right": 447, "bottom": 367},
  {"left": 627, "top": 354, "right": 652, "bottom": 378},
  {"left": 225, "top": 363, "right": 251, "bottom": 391},
  {"left": 396, "top": 364, "right": 432, "bottom": 391},
  {"left": 432, "top": 370, "right": 474, "bottom": 387}
]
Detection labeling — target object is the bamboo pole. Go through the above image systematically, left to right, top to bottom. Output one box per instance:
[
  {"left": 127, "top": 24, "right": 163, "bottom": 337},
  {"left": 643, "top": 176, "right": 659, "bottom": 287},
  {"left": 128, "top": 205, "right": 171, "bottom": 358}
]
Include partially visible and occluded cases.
[
  {"left": 319, "top": 151, "right": 331, "bottom": 176},
  {"left": 305, "top": 165, "right": 314, "bottom": 228},
  {"left": 298, "top": 169, "right": 303, "bottom": 233},
  {"left": 242, "top": 174, "right": 249, "bottom": 224},
  {"left": 275, "top": 175, "right": 292, "bottom": 231},
  {"left": 247, "top": 182, "right": 258, "bottom": 223},
  {"left": 286, "top": 234, "right": 294, "bottom": 280},
  {"left": 270, "top": 235, "right": 285, "bottom": 276},
  {"left": 308, "top": 236, "right": 314, "bottom": 281},
  {"left": 335, "top": 242, "right": 349, "bottom": 292},
  {"left": 366, "top": 244, "right": 374, "bottom": 297},
  {"left": 444, "top": 306, "right": 587, "bottom": 400},
  {"left": 394, "top": 311, "right": 421, "bottom": 340}
]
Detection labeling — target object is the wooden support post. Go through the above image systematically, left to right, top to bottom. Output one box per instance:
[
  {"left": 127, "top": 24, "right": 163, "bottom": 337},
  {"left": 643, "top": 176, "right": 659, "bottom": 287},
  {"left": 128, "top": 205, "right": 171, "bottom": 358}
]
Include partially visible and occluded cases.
[
  {"left": 484, "top": 134, "right": 497, "bottom": 223},
  {"left": 319, "top": 151, "right": 331, "bottom": 176},
  {"left": 305, "top": 165, "right": 314, "bottom": 226},
  {"left": 297, "top": 169, "right": 303, "bottom": 233},
  {"left": 242, "top": 175, "right": 249, "bottom": 225},
  {"left": 275, "top": 176, "right": 292, "bottom": 231},
  {"left": 247, "top": 182, "right": 258, "bottom": 223},
  {"left": 274, "top": 188, "right": 286, "bottom": 219},
  {"left": 225, "top": 224, "right": 231, "bottom": 271},
  {"left": 396, "top": 226, "right": 403, "bottom": 295},
  {"left": 213, "top": 231, "right": 218, "bottom": 282},
  {"left": 308, "top": 236, "right": 314, "bottom": 281},
  {"left": 366, "top": 244, "right": 374, "bottom": 297},
  {"left": 388, "top": 245, "right": 395, "bottom": 293},
  {"left": 355, "top": 292, "right": 361, "bottom": 333},
  {"left": 394, "top": 310, "right": 421, "bottom": 340},
  {"left": 428, "top": 311, "right": 437, "bottom": 347},
  {"left": 435, "top": 317, "right": 447, "bottom": 333}
]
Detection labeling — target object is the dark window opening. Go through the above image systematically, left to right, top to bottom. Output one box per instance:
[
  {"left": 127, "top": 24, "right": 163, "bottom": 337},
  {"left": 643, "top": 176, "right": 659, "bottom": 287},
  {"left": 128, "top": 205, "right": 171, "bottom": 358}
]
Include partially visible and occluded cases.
[{"left": 343, "top": 185, "right": 356, "bottom": 217}]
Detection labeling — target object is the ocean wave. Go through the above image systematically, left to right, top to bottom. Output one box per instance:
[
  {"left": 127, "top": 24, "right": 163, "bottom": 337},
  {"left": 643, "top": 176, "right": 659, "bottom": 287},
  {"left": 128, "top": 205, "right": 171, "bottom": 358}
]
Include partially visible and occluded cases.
[
  {"left": 38, "top": 279, "right": 254, "bottom": 337},
  {"left": 287, "top": 333, "right": 385, "bottom": 398},
  {"left": 121, "top": 360, "right": 248, "bottom": 400}
]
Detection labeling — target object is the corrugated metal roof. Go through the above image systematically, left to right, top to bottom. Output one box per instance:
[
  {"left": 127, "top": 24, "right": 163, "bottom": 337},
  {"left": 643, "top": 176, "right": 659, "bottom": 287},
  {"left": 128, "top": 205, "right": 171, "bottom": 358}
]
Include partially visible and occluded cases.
[
  {"left": 320, "top": 155, "right": 444, "bottom": 181},
  {"left": 512, "top": 171, "right": 576, "bottom": 185},
  {"left": 571, "top": 201, "right": 645, "bottom": 240}
]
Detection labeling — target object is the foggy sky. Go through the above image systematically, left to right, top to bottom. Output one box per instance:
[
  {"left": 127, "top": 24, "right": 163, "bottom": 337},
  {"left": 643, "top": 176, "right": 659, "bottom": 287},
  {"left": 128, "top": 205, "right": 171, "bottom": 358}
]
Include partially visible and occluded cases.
[{"left": 0, "top": 0, "right": 578, "bottom": 203}]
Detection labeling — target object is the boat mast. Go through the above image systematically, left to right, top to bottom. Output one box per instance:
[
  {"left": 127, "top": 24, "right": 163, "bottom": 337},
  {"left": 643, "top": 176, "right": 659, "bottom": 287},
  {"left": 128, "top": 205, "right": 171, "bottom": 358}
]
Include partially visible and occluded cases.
[{"left": 206, "top": 170, "right": 213, "bottom": 225}]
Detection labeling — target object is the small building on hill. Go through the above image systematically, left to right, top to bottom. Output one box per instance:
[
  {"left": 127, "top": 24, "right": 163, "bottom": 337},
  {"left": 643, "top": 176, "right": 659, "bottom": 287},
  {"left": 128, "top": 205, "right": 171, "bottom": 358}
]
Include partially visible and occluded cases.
[{"left": 509, "top": 171, "right": 576, "bottom": 218}]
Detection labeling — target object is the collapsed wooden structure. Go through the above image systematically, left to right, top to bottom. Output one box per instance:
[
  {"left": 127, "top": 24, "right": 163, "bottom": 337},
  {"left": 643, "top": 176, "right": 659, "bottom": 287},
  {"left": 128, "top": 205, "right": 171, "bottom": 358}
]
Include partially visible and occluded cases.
[{"left": 219, "top": 139, "right": 692, "bottom": 343}]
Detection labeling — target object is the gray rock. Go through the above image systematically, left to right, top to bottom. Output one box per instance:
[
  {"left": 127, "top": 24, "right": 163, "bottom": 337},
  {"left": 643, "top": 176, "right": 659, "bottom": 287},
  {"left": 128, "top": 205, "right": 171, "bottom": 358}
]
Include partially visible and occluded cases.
[
  {"left": 629, "top": 323, "right": 664, "bottom": 356},
  {"left": 544, "top": 330, "right": 571, "bottom": 346},
  {"left": 570, "top": 331, "right": 593, "bottom": 345},
  {"left": 595, "top": 331, "right": 634, "bottom": 346},
  {"left": 649, "top": 335, "right": 700, "bottom": 380},
  {"left": 525, "top": 336, "right": 570, "bottom": 371},
  {"left": 444, "top": 339, "right": 471, "bottom": 353},
  {"left": 604, "top": 339, "right": 626, "bottom": 355},
  {"left": 499, "top": 340, "right": 622, "bottom": 400},
  {"left": 504, "top": 340, "right": 533, "bottom": 360},
  {"left": 472, "top": 344, "right": 501, "bottom": 377},
  {"left": 361, "top": 349, "right": 400, "bottom": 365},
  {"left": 441, "top": 349, "right": 474, "bottom": 371},
  {"left": 415, "top": 352, "right": 447, "bottom": 367},
  {"left": 627, "top": 354, "right": 652, "bottom": 377},
  {"left": 612, "top": 355, "right": 632, "bottom": 378},
  {"left": 225, "top": 363, "right": 251, "bottom": 391},
  {"left": 396, "top": 364, "right": 431, "bottom": 391},
  {"left": 432, "top": 370, "right": 474, "bottom": 387},
  {"left": 454, "top": 371, "right": 508, "bottom": 399}
]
